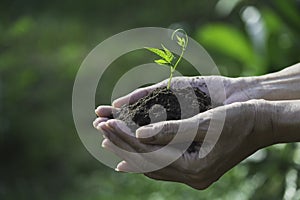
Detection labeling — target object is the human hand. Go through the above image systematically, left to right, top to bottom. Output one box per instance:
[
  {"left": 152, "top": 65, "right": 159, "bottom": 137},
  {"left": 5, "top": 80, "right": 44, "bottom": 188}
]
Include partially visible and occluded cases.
[
  {"left": 95, "top": 75, "right": 257, "bottom": 123},
  {"left": 111, "top": 76, "right": 256, "bottom": 108},
  {"left": 94, "top": 99, "right": 275, "bottom": 190}
]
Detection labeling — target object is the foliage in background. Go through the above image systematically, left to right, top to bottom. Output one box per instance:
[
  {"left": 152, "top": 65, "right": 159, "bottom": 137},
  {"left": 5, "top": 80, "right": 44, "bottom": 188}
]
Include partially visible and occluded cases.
[{"left": 0, "top": 0, "right": 300, "bottom": 199}]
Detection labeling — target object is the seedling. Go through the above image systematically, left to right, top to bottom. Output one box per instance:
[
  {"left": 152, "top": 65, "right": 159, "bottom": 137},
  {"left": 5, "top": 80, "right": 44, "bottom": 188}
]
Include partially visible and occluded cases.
[{"left": 145, "top": 29, "right": 188, "bottom": 89}]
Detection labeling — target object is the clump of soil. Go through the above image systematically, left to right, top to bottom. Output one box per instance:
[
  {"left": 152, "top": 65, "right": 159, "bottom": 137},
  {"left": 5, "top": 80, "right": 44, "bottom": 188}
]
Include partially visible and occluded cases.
[{"left": 115, "top": 86, "right": 211, "bottom": 153}]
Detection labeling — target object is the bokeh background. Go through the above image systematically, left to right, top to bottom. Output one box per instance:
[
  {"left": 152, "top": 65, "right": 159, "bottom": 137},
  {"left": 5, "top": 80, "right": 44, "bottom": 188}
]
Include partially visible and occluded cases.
[{"left": 1, "top": 0, "right": 300, "bottom": 199}]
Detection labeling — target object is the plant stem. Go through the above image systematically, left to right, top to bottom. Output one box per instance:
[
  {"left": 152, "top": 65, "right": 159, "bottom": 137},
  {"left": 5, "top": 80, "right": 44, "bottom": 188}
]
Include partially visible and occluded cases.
[
  {"left": 167, "top": 29, "right": 189, "bottom": 90},
  {"left": 167, "top": 48, "right": 185, "bottom": 90},
  {"left": 173, "top": 48, "right": 185, "bottom": 71},
  {"left": 167, "top": 67, "right": 174, "bottom": 89}
]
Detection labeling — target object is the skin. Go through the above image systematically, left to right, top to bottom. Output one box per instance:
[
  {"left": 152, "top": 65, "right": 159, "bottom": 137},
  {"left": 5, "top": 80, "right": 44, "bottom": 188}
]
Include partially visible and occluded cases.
[{"left": 93, "top": 63, "right": 300, "bottom": 190}]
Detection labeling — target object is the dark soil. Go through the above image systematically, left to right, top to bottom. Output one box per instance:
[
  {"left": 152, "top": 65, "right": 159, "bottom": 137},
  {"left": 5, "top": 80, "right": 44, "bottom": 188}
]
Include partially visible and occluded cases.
[{"left": 115, "top": 86, "right": 211, "bottom": 153}]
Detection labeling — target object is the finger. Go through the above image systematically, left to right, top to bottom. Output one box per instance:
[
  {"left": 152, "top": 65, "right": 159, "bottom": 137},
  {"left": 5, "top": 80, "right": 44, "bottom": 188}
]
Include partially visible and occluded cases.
[
  {"left": 194, "top": 77, "right": 209, "bottom": 96},
  {"left": 112, "top": 81, "right": 167, "bottom": 108},
  {"left": 112, "top": 88, "right": 151, "bottom": 108},
  {"left": 95, "top": 105, "right": 119, "bottom": 117},
  {"left": 93, "top": 117, "right": 109, "bottom": 128},
  {"left": 136, "top": 117, "right": 209, "bottom": 145},
  {"left": 106, "top": 119, "right": 152, "bottom": 153},
  {"left": 103, "top": 120, "right": 200, "bottom": 173},
  {"left": 105, "top": 120, "right": 194, "bottom": 171},
  {"left": 136, "top": 120, "right": 179, "bottom": 145},
  {"left": 98, "top": 122, "right": 135, "bottom": 152},
  {"left": 100, "top": 122, "right": 168, "bottom": 172},
  {"left": 100, "top": 127, "right": 152, "bottom": 173},
  {"left": 103, "top": 136, "right": 168, "bottom": 173},
  {"left": 101, "top": 139, "right": 143, "bottom": 173},
  {"left": 102, "top": 140, "right": 149, "bottom": 173},
  {"left": 116, "top": 160, "right": 141, "bottom": 172},
  {"left": 116, "top": 160, "right": 188, "bottom": 183}
]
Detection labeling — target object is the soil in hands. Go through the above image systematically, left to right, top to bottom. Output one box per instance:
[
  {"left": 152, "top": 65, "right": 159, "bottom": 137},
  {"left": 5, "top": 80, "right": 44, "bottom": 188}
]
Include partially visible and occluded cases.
[{"left": 115, "top": 87, "right": 211, "bottom": 153}]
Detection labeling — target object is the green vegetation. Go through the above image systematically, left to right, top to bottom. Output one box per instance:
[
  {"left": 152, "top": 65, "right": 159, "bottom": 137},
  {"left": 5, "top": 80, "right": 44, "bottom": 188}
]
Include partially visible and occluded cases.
[
  {"left": 1, "top": 0, "right": 300, "bottom": 199},
  {"left": 145, "top": 29, "right": 188, "bottom": 89}
]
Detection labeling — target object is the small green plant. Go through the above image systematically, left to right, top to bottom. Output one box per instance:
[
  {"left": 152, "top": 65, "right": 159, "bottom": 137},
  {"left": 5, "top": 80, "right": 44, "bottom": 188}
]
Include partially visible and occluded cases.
[{"left": 145, "top": 29, "right": 188, "bottom": 89}]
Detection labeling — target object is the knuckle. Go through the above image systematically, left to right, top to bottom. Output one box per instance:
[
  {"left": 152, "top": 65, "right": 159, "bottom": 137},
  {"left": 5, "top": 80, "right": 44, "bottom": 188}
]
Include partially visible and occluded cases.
[
  {"left": 162, "top": 122, "right": 178, "bottom": 135},
  {"left": 162, "top": 122, "right": 171, "bottom": 133}
]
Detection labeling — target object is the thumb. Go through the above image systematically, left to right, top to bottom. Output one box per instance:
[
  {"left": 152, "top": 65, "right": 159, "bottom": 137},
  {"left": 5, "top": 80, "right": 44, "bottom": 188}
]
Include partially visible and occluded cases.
[
  {"left": 112, "top": 80, "right": 167, "bottom": 108},
  {"left": 112, "top": 89, "right": 148, "bottom": 108},
  {"left": 136, "top": 118, "right": 200, "bottom": 145},
  {"left": 136, "top": 121, "right": 178, "bottom": 145}
]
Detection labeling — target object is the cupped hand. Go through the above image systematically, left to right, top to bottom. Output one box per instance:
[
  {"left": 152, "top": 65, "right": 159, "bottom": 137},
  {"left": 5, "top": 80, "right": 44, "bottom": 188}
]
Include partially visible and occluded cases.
[
  {"left": 95, "top": 75, "right": 256, "bottom": 120},
  {"left": 111, "top": 76, "right": 256, "bottom": 108},
  {"left": 94, "top": 99, "right": 275, "bottom": 190}
]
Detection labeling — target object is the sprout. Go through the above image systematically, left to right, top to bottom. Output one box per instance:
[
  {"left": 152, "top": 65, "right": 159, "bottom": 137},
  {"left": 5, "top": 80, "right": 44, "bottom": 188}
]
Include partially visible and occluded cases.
[{"left": 145, "top": 29, "right": 188, "bottom": 89}]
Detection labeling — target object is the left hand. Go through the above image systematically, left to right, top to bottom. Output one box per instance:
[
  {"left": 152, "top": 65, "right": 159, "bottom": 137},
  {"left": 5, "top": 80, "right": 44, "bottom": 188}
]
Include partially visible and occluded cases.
[{"left": 94, "top": 99, "right": 275, "bottom": 190}]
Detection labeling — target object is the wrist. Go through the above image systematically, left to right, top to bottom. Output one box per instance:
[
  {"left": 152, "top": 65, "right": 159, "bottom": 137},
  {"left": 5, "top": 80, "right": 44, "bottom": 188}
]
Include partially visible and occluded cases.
[
  {"left": 250, "top": 65, "right": 300, "bottom": 101},
  {"left": 252, "top": 74, "right": 279, "bottom": 100},
  {"left": 228, "top": 76, "right": 262, "bottom": 100},
  {"left": 248, "top": 99, "right": 276, "bottom": 148},
  {"left": 271, "top": 100, "right": 300, "bottom": 144}
]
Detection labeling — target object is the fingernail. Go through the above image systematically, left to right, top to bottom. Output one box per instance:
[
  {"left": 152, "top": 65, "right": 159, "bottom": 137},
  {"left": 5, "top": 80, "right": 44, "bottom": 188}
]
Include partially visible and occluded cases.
[
  {"left": 95, "top": 106, "right": 101, "bottom": 115},
  {"left": 93, "top": 119, "right": 98, "bottom": 128},
  {"left": 136, "top": 127, "right": 154, "bottom": 139},
  {"left": 136, "top": 128, "right": 146, "bottom": 138},
  {"left": 136, "top": 132, "right": 145, "bottom": 139},
  {"left": 101, "top": 139, "right": 109, "bottom": 148},
  {"left": 116, "top": 161, "right": 135, "bottom": 172},
  {"left": 116, "top": 161, "right": 125, "bottom": 171}
]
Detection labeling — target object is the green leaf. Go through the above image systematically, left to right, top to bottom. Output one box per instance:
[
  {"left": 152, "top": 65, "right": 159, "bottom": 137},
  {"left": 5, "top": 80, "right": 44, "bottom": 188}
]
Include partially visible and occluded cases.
[
  {"left": 176, "top": 35, "right": 185, "bottom": 47},
  {"left": 176, "top": 35, "right": 182, "bottom": 42},
  {"left": 181, "top": 37, "right": 185, "bottom": 45},
  {"left": 177, "top": 41, "right": 185, "bottom": 47},
  {"left": 161, "top": 44, "right": 174, "bottom": 62},
  {"left": 144, "top": 47, "right": 168, "bottom": 60},
  {"left": 154, "top": 59, "right": 169, "bottom": 65}
]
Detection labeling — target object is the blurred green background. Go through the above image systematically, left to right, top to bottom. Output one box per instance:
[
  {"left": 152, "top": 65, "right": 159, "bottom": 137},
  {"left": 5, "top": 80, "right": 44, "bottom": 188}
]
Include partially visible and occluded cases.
[{"left": 1, "top": 0, "right": 300, "bottom": 199}]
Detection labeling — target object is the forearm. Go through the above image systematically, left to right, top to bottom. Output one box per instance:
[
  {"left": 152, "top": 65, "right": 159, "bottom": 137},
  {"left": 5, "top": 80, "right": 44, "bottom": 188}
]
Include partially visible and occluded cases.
[
  {"left": 246, "top": 63, "right": 300, "bottom": 101},
  {"left": 271, "top": 100, "right": 300, "bottom": 144}
]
